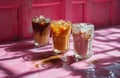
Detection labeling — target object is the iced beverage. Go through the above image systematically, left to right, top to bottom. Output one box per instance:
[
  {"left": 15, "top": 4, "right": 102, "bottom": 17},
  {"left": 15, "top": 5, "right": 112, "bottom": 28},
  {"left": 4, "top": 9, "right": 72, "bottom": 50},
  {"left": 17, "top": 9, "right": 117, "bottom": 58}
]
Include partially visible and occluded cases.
[
  {"left": 32, "top": 16, "right": 50, "bottom": 47},
  {"left": 50, "top": 20, "right": 71, "bottom": 54},
  {"left": 72, "top": 23, "right": 94, "bottom": 59}
]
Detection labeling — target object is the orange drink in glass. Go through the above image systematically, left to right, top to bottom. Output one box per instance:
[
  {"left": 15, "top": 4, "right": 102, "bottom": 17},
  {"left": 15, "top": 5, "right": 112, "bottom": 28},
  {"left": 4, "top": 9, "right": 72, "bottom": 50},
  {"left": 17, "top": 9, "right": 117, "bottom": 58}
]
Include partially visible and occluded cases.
[{"left": 50, "top": 20, "right": 71, "bottom": 54}]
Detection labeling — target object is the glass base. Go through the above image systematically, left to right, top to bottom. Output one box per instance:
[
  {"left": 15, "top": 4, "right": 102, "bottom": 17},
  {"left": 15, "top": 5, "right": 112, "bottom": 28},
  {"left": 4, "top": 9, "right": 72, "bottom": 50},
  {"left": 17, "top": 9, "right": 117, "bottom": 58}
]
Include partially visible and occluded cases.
[
  {"left": 34, "top": 42, "right": 49, "bottom": 47},
  {"left": 53, "top": 48, "right": 67, "bottom": 54},
  {"left": 74, "top": 52, "right": 93, "bottom": 61}
]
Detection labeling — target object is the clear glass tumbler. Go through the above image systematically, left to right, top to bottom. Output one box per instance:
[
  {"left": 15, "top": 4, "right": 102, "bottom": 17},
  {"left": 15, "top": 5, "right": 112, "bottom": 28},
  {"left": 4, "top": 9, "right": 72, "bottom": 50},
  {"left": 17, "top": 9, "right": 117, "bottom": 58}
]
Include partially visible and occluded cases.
[
  {"left": 32, "top": 16, "right": 50, "bottom": 47},
  {"left": 50, "top": 20, "right": 71, "bottom": 54},
  {"left": 72, "top": 23, "right": 94, "bottom": 60}
]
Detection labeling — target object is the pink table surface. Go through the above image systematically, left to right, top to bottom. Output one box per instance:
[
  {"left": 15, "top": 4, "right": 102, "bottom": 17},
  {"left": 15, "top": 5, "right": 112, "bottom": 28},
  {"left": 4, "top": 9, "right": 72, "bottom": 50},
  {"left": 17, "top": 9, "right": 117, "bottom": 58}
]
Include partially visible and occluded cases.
[{"left": 0, "top": 26, "right": 120, "bottom": 78}]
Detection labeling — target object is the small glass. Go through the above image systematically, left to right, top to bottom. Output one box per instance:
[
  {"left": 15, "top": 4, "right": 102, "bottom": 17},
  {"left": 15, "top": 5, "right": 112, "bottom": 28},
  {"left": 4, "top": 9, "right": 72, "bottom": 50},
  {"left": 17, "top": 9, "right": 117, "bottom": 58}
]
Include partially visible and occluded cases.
[
  {"left": 32, "top": 16, "right": 50, "bottom": 47},
  {"left": 50, "top": 20, "right": 71, "bottom": 54},
  {"left": 72, "top": 23, "right": 94, "bottom": 60}
]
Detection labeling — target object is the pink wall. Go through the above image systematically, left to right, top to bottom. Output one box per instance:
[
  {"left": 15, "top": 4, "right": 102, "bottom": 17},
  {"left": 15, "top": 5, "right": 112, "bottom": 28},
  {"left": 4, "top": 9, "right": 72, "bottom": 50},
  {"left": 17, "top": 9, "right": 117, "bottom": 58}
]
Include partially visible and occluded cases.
[{"left": 0, "top": 0, "right": 120, "bottom": 42}]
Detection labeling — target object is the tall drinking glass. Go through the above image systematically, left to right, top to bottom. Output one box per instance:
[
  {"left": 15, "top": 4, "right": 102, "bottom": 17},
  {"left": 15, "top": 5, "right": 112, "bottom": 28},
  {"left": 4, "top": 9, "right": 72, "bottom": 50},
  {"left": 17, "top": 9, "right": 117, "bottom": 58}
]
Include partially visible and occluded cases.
[
  {"left": 32, "top": 16, "right": 50, "bottom": 47},
  {"left": 50, "top": 20, "right": 71, "bottom": 54},
  {"left": 72, "top": 23, "right": 94, "bottom": 60}
]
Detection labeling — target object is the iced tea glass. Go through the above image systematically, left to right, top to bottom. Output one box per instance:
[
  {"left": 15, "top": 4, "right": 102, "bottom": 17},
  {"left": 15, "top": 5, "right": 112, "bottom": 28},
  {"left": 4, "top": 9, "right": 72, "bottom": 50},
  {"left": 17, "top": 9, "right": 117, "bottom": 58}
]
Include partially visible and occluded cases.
[
  {"left": 32, "top": 16, "right": 50, "bottom": 47},
  {"left": 50, "top": 20, "right": 71, "bottom": 54},
  {"left": 72, "top": 23, "right": 94, "bottom": 60}
]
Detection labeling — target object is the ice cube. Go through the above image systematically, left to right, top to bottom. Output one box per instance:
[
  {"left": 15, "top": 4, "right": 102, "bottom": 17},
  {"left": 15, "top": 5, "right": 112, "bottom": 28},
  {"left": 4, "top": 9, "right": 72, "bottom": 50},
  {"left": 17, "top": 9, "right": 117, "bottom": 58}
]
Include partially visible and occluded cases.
[
  {"left": 39, "top": 15, "right": 45, "bottom": 19},
  {"left": 32, "top": 16, "right": 39, "bottom": 23},
  {"left": 45, "top": 18, "right": 50, "bottom": 23},
  {"left": 57, "top": 20, "right": 64, "bottom": 25},
  {"left": 80, "top": 23, "right": 88, "bottom": 28},
  {"left": 72, "top": 24, "right": 81, "bottom": 34},
  {"left": 81, "top": 28, "right": 87, "bottom": 33}
]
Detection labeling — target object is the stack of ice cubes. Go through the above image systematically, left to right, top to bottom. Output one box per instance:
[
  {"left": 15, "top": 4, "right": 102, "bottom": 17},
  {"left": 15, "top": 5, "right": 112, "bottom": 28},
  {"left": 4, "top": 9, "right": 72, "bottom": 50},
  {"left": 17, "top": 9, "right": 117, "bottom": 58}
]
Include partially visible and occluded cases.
[{"left": 72, "top": 23, "right": 94, "bottom": 39}]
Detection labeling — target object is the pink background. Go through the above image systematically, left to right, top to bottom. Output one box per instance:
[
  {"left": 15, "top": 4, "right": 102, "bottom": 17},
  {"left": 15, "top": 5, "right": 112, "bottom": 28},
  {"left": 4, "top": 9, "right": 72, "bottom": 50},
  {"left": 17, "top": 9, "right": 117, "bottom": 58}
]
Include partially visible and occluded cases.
[{"left": 0, "top": 0, "right": 120, "bottom": 42}]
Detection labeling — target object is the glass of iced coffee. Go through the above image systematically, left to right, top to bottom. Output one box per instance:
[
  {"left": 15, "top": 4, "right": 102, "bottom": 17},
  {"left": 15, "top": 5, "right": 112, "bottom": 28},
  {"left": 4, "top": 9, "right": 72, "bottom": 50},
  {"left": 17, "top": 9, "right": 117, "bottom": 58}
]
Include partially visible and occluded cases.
[
  {"left": 32, "top": 15, "right": 50, "bottom": 47},
  {"left": 50, "top": 20, "right": 71, "bottom": 54},
  {"left": 72, "top": 23, "right": 94, "bottom": 60}
]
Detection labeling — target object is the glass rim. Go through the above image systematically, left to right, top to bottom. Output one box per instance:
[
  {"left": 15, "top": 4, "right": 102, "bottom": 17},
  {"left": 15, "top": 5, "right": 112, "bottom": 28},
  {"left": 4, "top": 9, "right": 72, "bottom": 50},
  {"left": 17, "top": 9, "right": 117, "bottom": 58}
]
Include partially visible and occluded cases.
[
  {"left": 72, "top": 23, "right": 94, "bottom": 25},
  {"left": 72, "top": 23, "right": 94, "bottom": 29}
]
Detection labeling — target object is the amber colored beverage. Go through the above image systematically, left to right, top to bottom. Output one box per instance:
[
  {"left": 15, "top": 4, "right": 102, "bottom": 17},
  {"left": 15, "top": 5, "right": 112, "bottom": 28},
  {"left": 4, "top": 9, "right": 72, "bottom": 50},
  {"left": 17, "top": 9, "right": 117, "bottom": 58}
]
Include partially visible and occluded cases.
[
  {"left": 32, "top": 16, "right": 50, "bottom": 47},
  {"left": 50, "top": 20, "right": 71, "bottom": 54},
  {"left": 72, "top": 23, "right": 94, "bottom": 59}
]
